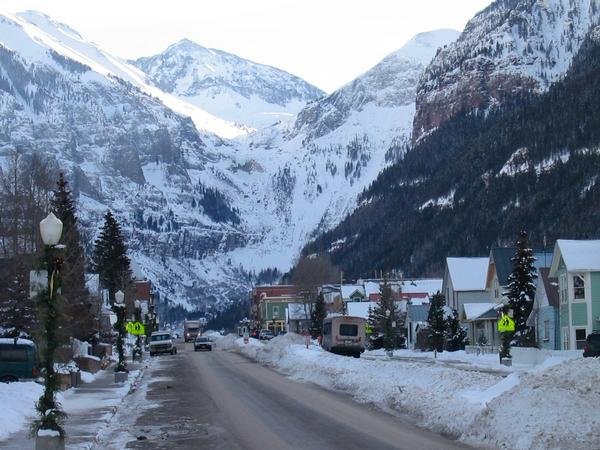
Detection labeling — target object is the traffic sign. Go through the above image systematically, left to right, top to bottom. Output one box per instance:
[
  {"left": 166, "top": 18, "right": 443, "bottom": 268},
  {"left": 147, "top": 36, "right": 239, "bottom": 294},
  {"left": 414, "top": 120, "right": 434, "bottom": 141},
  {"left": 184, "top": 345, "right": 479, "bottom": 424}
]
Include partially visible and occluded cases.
[
  {"left": 497, "top": 313, "right": 515, "bottom": 333},
  {"left": 126, "top": 321, "right": 145, "bottom": 336}
]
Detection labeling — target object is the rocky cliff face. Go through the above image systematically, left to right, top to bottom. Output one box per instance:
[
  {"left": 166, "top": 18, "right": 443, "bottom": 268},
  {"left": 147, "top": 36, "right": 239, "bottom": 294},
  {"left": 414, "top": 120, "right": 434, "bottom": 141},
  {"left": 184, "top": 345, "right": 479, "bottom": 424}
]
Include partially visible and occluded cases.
[
  {"left": 413, "top": 0, "right": 600, "bottom": 141},
  {"left": 134, "top": 39, "right": 324, "bottom": 129}
]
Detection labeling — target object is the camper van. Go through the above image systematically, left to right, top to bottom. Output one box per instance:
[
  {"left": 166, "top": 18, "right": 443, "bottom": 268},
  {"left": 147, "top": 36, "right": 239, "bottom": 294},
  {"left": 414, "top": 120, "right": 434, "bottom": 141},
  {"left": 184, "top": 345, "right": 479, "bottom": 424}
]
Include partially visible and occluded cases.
[
  {"left": 321, "top": 316, "right": 366, "bottom": 358},
  {"left": 0, "top": 338, "right": 39, "bottom": 382}
]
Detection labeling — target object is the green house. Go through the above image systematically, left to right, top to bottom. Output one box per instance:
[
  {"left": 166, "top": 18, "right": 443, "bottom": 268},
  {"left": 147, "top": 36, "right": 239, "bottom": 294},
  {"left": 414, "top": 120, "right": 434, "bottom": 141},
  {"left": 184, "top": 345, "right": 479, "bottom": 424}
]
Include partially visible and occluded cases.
[{"left": 549, "top": 240, "right": 600, "bottom": 350}]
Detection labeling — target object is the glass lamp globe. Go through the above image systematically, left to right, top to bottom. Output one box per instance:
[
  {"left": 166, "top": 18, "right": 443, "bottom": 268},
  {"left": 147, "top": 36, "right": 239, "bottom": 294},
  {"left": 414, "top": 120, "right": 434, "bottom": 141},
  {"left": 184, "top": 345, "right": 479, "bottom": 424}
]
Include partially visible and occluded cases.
[
  {"left": 39, "top": 212, "right": 63, "bottom": 246},
  {"left": 115, "top": 290, "right": 125, "bottom": 305}
]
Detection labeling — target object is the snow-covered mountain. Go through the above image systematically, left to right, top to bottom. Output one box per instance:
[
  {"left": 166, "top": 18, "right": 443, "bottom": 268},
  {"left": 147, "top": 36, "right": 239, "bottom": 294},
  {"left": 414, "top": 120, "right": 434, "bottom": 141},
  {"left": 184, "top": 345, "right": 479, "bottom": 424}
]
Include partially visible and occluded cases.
[
  {"left": 414, "top": 0, "right": 600, "bottom": 141},
  {"left": 0, "top": 11, "right": 254, "bottom": 310},
  {"left": 218, "top": 30, "right": 459, "bottom": 272},
  {"left": 133, "top": 40, "right": 324, "bottom": 129}
]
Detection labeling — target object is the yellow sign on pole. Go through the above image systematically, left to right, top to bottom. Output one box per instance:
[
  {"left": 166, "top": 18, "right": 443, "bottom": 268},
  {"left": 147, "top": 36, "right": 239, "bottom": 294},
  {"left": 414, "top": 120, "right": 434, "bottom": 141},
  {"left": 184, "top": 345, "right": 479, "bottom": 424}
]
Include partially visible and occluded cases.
[
  {"left": 497, "top": 313, "right": 515, "bottom": 333},
  {"left": 126, "top": 321, "right": 145, "bottom": 336}
]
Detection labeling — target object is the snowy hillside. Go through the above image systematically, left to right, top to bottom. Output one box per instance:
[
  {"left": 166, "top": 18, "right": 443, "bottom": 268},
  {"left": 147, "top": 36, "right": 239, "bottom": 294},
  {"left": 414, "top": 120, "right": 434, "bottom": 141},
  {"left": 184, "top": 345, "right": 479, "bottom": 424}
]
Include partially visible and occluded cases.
[
  {"left": 414, "top": 0, "right": 600, "bottom": 141},
  {"left": 0, "top": 11, "right": 253, "bottom": 310},
  {"left": 218, "top": 30, "right": 459, "bottom": 273},
  {"left": 134, "top": 39, "right": 324, "bottom": 129}
]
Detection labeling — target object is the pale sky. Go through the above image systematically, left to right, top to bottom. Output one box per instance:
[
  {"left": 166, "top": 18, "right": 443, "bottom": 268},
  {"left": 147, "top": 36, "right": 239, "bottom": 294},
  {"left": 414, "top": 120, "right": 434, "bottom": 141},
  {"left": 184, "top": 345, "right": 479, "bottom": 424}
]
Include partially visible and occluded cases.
[{"left": 2, "top": 0, "right": 492, "bottom": 92}]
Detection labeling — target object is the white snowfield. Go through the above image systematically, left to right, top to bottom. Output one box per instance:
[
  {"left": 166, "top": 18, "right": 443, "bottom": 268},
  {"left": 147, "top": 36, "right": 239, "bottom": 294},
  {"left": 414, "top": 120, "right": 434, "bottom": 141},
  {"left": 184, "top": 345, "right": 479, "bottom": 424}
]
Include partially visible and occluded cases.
[{"left": 219, "top": 333, "right": 600, "bottom": 450}]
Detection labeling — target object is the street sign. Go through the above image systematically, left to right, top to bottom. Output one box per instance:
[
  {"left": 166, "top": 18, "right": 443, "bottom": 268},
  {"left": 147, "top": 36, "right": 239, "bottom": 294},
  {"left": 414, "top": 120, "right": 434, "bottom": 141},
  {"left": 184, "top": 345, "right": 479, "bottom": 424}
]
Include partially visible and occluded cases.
[
  {"left": 497, "top": 313, "right": 515, "bottom": 333},
  {"left": 126, "top": 321, "right": 145, "bottom": 336}
]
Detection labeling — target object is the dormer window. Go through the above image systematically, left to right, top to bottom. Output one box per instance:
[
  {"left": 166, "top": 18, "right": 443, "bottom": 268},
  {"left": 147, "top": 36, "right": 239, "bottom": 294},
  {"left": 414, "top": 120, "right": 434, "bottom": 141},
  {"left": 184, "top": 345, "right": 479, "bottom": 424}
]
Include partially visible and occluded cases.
[{"left": 573, "top": 274, "right": 585, "bottom": 300}]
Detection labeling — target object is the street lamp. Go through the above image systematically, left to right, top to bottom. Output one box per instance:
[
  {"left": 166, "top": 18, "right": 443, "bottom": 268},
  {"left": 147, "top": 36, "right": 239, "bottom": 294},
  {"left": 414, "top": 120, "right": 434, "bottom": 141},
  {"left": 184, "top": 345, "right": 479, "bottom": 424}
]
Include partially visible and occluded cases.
[
  {"left": 36, "top": 212, "right": 66, "bottom": 442},
  {"left": 114, "top": 290, "right": 128, "bottom": 375},
  {"left": 133, "top": 300, "right": 142, "bottom": 361}
]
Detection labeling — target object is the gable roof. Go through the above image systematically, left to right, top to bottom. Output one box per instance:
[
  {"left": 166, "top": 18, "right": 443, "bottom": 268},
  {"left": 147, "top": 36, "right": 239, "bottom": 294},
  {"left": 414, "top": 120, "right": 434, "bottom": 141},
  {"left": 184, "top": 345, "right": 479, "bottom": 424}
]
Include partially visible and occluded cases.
[
  {"left": 550, "top": 240, "right": 600, "bottom": 276},
  {"left": 490, "top": 248, "right": 553, "bottom": 286},
  {"left": 446, "top": 257, "right": 489, "bottom": 291},
  {"left": 539, "top": 267, "right": 559, "bottom": 308},
  {"left": 341, "top": 285, "right": 365, "bottom": 299},
  {"left": 463, "top": 303, "right": 498, "bottom": 321},
  {"left": 407, "top": 304, "right": 430, "bottom": 322}
]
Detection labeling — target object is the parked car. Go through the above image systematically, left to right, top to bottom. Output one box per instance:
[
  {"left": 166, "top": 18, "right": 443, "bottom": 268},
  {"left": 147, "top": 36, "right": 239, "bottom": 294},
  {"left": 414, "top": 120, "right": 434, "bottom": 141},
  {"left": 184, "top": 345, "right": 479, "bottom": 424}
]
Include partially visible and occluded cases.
[
  {"left": 250, "top": 330, "right": 260, "bottom": 339},
  {"left": 259, "top": 330, "right": 274, "bottom": 340},
  {"left": 149, "top": 331, "right": 177, "bottom": 356},
  {"left": 583, "top": 332, "right": 600, "bottom": 357},
  {"left": 194, "top": 336, "right": 213, "bottom": 351},
  {"left": 0, "top": 338, "right": 39, "bottom": 382}
]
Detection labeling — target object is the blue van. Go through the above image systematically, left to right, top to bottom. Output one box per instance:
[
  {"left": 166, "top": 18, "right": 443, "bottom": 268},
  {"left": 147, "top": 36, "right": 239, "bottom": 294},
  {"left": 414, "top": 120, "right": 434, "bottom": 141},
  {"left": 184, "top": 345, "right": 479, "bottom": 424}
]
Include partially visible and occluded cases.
[{"left": 0, "top": 338, "right": 39, "bottom": 382}]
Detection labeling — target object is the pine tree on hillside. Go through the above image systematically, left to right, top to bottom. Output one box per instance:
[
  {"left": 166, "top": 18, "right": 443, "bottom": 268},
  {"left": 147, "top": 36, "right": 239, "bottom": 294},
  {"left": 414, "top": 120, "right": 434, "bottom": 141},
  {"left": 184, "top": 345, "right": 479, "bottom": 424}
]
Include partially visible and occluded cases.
[
  {"left": 51, "top": 173, "right": 95, "bottom": 340},
  {"left": 92, "top": 211, "right": 132, "bottom": 305},
  {"left": 504, "top": 230, "right": 537, "bottom": 347},
  {"left": 427, "top": 291, "right": 446, "bottom": 352},
  {"left": 310, "top": 292, "right": 327, "bottom": 337},
  {"left": 445, "top": 308, "right": 467, "bottom": 352}
]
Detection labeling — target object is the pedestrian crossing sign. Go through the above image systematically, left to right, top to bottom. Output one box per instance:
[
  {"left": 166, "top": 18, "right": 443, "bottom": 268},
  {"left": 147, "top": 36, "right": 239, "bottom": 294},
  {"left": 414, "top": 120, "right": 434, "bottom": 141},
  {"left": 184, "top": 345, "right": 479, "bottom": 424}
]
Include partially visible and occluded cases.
[
  {"left": 497, "top": 313, "right": 515, "bottom": 333},
  {"left": 126, "top": 321, "right": 145, "bottom": 336}
]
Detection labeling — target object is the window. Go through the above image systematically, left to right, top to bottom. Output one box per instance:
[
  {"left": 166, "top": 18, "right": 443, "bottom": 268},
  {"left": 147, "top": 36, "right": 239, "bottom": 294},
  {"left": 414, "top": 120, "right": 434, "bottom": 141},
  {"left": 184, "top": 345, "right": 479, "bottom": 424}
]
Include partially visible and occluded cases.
[
  {"left": 559, "top": 274, "right": 567, "bottom": 304},
  {"left": 573, "top": 274, "right": 585, "bottom": 300},
  {"left": 272, "top": 306, "right": 280, "bottom": 318},
  {"left": 543, "top": 320, "right": 550, "bottom": 341},
  {"left": 323, "top": 322, "right": 332, "bottom": 335},
  {"left": 339, "top": 324, "right": 358, "bottom": 336},
  {"left": 575, "top": 329, "right": 587, "bottom": 350},
  {"left": 0, "top": 345, "right": 29, "bottom": 362}
]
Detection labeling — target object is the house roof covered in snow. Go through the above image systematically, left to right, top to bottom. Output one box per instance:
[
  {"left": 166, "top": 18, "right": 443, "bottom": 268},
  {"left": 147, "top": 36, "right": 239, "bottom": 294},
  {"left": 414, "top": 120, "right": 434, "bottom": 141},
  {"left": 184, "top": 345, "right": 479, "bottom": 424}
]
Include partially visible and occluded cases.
[
  {"left": 550, "top": 240, "right": 600, "bottom": 276},
  {"left": 446, "top": 257, "right": 489, "bottom": 291},
  {"left": 401, "top": 278, "right": 442, "bottom": 296},
  {"left": 363, "top": 281, "right": 380, "bottom": 298},
  {"left": 341, "top": 285, "right": 365, "bottom": 300},
  {"left": 346, "top": 302, "right": 377, "bottom": 319},
  {"left": 463, "top": 303, "right": 498, "bottom": 321}
]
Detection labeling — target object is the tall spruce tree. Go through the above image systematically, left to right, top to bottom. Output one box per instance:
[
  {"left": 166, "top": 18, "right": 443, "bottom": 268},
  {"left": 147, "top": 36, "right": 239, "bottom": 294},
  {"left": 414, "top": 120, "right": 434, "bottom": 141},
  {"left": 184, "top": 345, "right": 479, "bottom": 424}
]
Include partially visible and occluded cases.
[
  {"left": 51, "top": 173, "right": 95, "bottom": 341},
  {"left": 92, "top": 211, "right": 132, "bottom": 305},
  {"left": 503, "top": 230, "right": 537, "bottom": 347},
  {"left": 0, "top": 262, "right": 38, "bottom": 338},
  {"left": 368, "top": 275, "right": 400, "bottom": 352},
  {"left": 427, "top": 291, "right": 446, "bottom": 352},
  {"left": 310, "top": 292, "right": 327, "bottom": 337},
  {"left": 445, "top": 308, "right": 467, "bottom": 352}
]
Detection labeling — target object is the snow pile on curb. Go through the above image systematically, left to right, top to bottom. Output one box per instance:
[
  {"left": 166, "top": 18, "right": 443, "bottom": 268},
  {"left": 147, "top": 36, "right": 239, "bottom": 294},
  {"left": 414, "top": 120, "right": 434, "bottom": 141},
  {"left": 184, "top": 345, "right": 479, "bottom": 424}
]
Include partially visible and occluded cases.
[
  {"left": 227, "top": 334, "right": 600, "bottom": 450},
  {"left": 0, "top": 381, "right": 43, "bottom": 441}
]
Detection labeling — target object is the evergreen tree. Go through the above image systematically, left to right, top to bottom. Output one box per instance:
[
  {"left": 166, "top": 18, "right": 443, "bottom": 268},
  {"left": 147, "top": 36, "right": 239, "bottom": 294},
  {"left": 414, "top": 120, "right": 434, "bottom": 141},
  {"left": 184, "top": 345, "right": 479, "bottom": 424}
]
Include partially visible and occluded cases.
[
  {"left": 51, "top": 173, "right": 95, "bottom": 341},
  {"left": 92, "top": 211, "right": 132, "bottom": 305},
  {"left": 503, "top": 230, "right": 537, "bottom": 346},
  {"left": 0, "top": 262, "right": 38, "bottom": 338},
  {"left": 369, "top": 275, "right": 400, "bottom": 352},
  {"left": 427, "top": 291, "right": 446, "bottom": 352},
  {"left": 310, "top": 292, "right": 327, "bottom": 337},
  {"left": 445, "top": 308, "right": 467, "bottom": 351}
]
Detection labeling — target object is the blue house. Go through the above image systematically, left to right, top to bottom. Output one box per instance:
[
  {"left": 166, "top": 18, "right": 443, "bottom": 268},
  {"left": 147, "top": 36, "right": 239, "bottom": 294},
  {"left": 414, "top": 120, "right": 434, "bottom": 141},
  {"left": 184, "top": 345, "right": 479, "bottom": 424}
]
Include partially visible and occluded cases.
[{"left": 527, "top": 268, "right": 560, "bottom": 349}]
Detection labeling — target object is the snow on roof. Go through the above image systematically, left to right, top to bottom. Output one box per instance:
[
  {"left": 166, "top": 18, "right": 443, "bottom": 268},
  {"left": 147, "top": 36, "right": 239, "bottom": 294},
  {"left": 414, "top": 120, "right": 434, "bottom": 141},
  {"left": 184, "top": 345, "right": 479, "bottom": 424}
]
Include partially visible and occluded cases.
[
  {"left": 552, "top": 240, "right": 600, "bottom": 273},
  {"left": 446, "top": 257, "right": 489, "bottom": 291},
  {"left": 401, "top": 279, "right": 442, "bottom": 296},
  {"left": 363, "top": 281, "right": 380, "bottom": 297},
  {"left": 341, "top": 285, "right": 365, "bottom": 299},
  {"left": 346, "top": 302, "right": 378, "bottom": 319},
  {"left": 463, "top": 303, "right": 498, "bottom": 321},
  {"left": 0, "top": 338, "right": 35, "bottom": 346}
]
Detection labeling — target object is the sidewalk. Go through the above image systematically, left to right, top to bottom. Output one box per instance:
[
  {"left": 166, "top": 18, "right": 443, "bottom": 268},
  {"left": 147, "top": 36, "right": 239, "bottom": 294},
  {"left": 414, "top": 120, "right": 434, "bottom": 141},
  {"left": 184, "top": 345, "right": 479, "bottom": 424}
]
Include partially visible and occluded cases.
[{"left": 1, "top": 361, "right": 146, "bottom": 450}]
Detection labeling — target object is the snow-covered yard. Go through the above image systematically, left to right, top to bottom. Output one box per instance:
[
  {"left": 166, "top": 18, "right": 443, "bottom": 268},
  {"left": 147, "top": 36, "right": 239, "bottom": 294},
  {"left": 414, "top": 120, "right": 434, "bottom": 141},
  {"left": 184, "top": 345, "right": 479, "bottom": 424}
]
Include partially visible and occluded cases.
[
  {"left": 219, "top": 333, "right": 600, "bottom": 450},
  {"left": 0, "top": 380, "right": 43, "bottom": 440}
]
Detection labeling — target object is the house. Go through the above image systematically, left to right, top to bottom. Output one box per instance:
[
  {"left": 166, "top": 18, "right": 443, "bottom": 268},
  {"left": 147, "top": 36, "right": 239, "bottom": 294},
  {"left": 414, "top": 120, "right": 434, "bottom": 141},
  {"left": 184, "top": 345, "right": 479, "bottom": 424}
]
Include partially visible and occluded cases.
[
  {"left": 549, "top": 240, "right": 600, "bottom": 350},
  {"left": 442, "top": 257, "right": 489, "bottom": 313},
  {"left": 527, "top": 268, "right": 560, "bottom": 350},
  {"left": 251, "top": 285, "right": 302, "bottom": 330},
  {"left": 341, "top": 285, "right": 366, "bottom": 302},
  {"left": 463, "top": 303, "right": 500, "bottom": 348},
  {"left": 406, "top": 304, "right": 430, "bottom": 350}
]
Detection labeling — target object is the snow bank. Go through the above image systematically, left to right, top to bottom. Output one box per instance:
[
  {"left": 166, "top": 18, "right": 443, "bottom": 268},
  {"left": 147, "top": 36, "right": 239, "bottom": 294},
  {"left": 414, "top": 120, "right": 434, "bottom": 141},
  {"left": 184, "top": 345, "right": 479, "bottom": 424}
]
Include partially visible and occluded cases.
[
  {"left": 226, "top": 336, "right": 600, "bottom": 449},
  {"left": 0, "top": 381, "right": 43, "bottom": 441}
]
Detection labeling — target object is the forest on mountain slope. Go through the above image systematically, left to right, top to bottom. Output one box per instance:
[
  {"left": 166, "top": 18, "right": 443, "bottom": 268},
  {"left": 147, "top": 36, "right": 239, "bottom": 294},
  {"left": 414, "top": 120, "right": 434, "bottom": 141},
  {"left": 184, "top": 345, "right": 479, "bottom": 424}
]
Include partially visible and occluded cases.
[{"left": 303, "top": 29, "right": 600, "bottom": 278}]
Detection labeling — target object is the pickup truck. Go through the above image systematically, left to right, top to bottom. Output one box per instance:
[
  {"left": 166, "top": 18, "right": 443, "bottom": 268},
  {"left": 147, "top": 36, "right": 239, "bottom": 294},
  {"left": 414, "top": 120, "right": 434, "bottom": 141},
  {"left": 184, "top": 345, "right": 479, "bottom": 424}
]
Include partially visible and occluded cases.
[{"left": 149, "top": 331, "right": 177, "bottom": 356}]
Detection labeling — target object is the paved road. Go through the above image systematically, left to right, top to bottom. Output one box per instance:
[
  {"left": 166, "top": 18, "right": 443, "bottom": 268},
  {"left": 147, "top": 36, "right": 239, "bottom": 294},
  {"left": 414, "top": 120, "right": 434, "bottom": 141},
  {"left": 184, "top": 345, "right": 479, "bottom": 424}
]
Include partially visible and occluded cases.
[{"left": 121, "top": 344, "right": 472, "bottom": 450}]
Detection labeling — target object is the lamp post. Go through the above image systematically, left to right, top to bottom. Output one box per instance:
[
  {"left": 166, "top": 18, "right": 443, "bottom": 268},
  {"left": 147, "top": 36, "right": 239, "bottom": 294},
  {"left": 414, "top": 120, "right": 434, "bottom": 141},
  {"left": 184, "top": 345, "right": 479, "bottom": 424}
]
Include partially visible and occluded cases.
[
  {"left": 36, "top": 212, "right": 66, "bottom": 445},
  {"left": 114, "top": 290, "right": 128, "bottom": 377}
]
